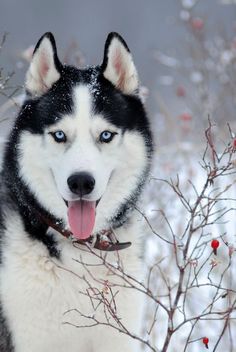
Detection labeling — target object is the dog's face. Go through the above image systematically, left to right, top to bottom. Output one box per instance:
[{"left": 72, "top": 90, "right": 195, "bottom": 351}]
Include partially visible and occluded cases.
[{"left": 16, "top": 32, "right": 152, "bottom": 239}]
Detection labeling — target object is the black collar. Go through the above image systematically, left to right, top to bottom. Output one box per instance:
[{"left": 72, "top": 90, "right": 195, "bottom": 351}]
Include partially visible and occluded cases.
[{"left": 37, "top": 211, "right": 131, "bottom": 252}]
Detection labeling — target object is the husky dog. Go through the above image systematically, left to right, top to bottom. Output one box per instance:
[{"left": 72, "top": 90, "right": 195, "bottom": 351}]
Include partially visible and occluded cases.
[{"left": 0, "top": 32, "right": 152, "bottom": 352}]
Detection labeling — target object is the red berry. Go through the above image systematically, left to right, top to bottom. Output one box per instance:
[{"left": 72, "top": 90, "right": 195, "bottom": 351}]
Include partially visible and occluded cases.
[
  {"left": 191, "top": 17, "right": 204, "bottom": 31},
  {"left": 176, "top": 85, "right": 186, "bottom": 97},
  {"left": 179, "top": 113, "right": 192, "bottom": 121},
  {"left": 233, "top": 139, "right": 236, "bottom": 149},
  {"left": 211, "top": 239, "right": 220, "bottom": 255},
  {"left": 211, "top": 239, "right": 219, "bottom": 249},
  {"left": 202, "top": 337, "right": 209, "bottom": 349}
]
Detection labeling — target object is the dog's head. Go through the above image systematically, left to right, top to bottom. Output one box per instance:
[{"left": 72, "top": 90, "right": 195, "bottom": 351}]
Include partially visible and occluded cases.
[{"left": 10, "top": 32, "right": 152, "bottom": 239}]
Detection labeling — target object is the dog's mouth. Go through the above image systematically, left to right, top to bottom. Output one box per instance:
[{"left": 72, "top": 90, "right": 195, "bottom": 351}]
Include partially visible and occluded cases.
[{"left": 64, "top": 199, "right": 100, "bottom": 240}]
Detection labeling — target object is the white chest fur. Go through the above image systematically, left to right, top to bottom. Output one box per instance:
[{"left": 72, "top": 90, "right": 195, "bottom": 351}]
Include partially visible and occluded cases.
[{"left": 0, "top": 213, "right": 143, "bottom": 352}]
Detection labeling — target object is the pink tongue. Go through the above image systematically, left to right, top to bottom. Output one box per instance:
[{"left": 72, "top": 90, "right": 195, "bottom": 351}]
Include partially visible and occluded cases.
[{"left": 67, "top": 200, "right": 96, "bottom": 240}]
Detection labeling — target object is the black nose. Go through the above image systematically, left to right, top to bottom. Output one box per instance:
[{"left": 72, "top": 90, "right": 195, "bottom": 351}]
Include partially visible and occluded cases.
[{"left": 67, "top": 172, "right": 95, "bottom": 196}]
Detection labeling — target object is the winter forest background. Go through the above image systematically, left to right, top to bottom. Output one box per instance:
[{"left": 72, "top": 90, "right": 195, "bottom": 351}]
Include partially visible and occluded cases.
[{"left": 1, "top": 0, "right": 236, "bottom": 351}]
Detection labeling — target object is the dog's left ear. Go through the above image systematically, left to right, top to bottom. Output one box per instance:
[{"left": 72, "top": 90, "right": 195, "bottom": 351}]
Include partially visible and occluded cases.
[
  {"left": 25, "top": 32, "right": 62, "bottom": 96},
  {"left": 101, "top": 32, "right": 139, "bottom": 95}
]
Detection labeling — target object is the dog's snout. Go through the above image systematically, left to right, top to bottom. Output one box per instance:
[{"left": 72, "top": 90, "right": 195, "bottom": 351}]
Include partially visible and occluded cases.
[{"left": 67, "top": 172, "right": 95, "bottom": 196}]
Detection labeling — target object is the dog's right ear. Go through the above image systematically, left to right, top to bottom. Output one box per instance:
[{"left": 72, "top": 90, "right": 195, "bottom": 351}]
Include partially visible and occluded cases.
[{"left": 25, "top": 32, "right": 62, "bottom": 96}]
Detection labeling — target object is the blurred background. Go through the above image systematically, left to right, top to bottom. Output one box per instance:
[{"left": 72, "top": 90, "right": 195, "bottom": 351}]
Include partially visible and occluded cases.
[
  {"left": 1, "top": 0, "right": 236, "bottom": 139},
  {"left": 1, "top": 1, "right": 236, "bottom": 351}
]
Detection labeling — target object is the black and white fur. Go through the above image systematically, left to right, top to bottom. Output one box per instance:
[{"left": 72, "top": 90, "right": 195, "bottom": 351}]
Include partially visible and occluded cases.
[{"left": 0, "top": 32, "right": 152, "bottom": 352}]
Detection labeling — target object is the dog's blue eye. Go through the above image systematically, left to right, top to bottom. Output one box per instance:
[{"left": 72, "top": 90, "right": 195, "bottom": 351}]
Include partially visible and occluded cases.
[
  {"left": 50, "top": 131, "right": 67, "bottom": 143},
  {"left": 99, "top": 131, "right": 116, "bottom": 143}
]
